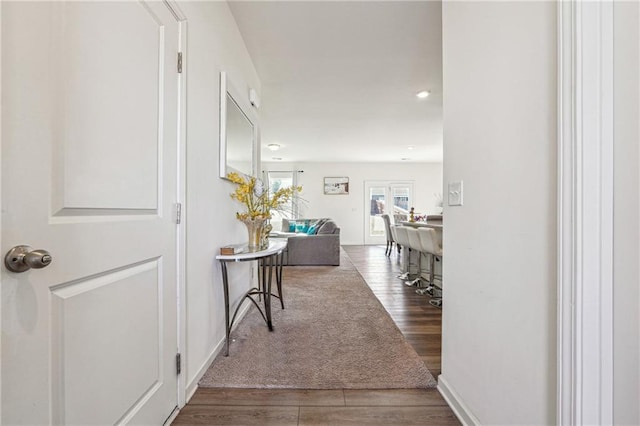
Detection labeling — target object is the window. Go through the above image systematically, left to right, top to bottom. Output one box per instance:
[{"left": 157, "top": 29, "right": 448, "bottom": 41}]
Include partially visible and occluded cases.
[{"left": 266, "top": 171, "right": 298, "bottom": 220}]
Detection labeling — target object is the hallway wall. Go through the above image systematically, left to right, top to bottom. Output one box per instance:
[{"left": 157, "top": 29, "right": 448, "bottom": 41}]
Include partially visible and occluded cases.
[
  {"left": 179, "top": 1, "right": 261, "bottom": 395},
  {"left": 440, "top": 2, "right": 557, "bottom": 424},
  {"left": 613, "top": 2, "right": 640, "bottom": 424}
]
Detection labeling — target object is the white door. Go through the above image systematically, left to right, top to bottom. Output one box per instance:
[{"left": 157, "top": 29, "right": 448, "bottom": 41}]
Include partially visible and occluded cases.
[
  {"left": 2, "top": 2, "right": 181, "bottom": 424},
  {"left": 364, "top": 181, "right": 413, "bottom": 245}
]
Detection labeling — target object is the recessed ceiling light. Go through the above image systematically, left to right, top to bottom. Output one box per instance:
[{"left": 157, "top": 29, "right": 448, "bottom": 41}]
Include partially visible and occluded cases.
[
  {"left": 416, "top": 90, "right": 430, "bottom": 99},
  {"left": 267, "top": 143, "right": 281, "bottom": 151},
  {"left": 407, "top": 145, "right": 415, "bottom": 150},
  {"left": 272, "top": 157, "right": 282, "bottom": 161}
]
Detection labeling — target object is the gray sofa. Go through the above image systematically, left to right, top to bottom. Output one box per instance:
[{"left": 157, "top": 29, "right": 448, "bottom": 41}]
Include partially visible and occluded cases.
[{"left": 277, "top": 218, "right": 341, "bottom": 266}]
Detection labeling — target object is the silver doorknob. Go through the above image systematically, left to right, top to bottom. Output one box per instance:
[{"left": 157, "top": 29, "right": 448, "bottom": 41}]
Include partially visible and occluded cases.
[{"left": 4, "top": 245, "right": 53, "bottom": 273}]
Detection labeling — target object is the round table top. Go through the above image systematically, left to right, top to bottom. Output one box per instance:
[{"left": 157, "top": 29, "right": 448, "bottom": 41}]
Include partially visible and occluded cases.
[{"left": 216, "top": 240, "right": 287, "bottom": 261}]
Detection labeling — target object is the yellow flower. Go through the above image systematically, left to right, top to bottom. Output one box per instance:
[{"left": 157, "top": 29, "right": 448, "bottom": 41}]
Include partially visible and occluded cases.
[{"left": 227, "top": 173, "right": 302, "bottom": 220}]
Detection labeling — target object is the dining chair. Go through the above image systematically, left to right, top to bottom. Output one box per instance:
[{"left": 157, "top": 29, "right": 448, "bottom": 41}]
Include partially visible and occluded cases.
[
  {"left": 381, "top": 214, "right": 395, "bottom": 256},
  {"left": 393, "top": 226, "right": 412, "bottom": 280},
  {"left": 404, "top": 227, "right": 424, "bottom": 287},
  {"left": 415, "top": 227, "right": 443, "bottom": 308}
]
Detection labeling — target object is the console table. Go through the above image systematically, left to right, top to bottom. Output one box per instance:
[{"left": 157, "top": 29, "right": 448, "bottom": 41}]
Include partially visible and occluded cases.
[{"left": 216, "top": 240, "right": 287, "bottom": 356}]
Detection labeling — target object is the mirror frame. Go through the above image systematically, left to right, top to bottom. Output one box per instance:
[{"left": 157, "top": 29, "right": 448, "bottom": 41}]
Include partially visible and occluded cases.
[{"left": 219, "top": 71, "right": 259, "bottom": 179}]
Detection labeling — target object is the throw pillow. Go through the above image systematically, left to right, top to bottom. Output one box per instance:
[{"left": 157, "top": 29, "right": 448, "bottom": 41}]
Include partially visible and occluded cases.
[
  {"left": 317, "top": 220, "right": 337, "bottom": 234},
  {"left": 288, "top": 221, "right": 296, "bottom": 232}
]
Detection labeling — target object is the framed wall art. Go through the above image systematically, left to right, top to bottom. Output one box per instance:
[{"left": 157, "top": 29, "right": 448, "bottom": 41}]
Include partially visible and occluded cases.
[{"left": 324, "top": 177, "right": 349, "bottom": 195}]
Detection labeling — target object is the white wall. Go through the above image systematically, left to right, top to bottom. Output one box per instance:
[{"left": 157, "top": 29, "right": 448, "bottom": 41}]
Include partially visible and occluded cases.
[
  {"left": 179, "top": 1, "right": 261, "bottom": 393},
  {"left": 440, "top": 2, "right": 556, "bottom": 424},
  {"left": 613, "top": 2, "right": 640, "bottom": 424},
  {"left": 262, "top": 161, "right": 443, "bottom": 245}
]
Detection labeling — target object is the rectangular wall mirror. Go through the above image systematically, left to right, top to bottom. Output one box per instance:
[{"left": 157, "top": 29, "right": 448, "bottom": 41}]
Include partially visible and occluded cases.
[{"left": 219, "top": 71, "right": 259, "bottom": 178}]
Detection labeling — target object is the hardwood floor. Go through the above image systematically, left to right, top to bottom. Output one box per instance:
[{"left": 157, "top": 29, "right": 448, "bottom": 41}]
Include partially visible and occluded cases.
[
  {"left": 173, "top": 245, "right": 454, "bottom": 425},
  {"left": 342, "top": 245, "right": 443, "bottom": 377}
]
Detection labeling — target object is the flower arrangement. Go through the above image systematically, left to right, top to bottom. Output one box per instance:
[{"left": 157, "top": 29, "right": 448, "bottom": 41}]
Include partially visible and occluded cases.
[{"left": 227, "top": 172, "right": 302, "bottom": 220}]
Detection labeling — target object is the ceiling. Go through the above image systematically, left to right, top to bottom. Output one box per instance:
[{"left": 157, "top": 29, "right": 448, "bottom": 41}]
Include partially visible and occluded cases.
[{"left": 228, "top": 1, "right": 443, "bottom": 163}]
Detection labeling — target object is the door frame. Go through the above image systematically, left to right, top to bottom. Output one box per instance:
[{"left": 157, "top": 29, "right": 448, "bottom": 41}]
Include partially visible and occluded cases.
[
  {"left": 151, "top": 0, "right": 188, "bottom": 414},
  {"left": 167, "top": 0, "right": 188, "bottom": 411},
  {"left": 557, "top": 1, "right": 615, "bottom": 424},
  {"left": 0, "top": 2, "right": 4, "bottom": 420}
]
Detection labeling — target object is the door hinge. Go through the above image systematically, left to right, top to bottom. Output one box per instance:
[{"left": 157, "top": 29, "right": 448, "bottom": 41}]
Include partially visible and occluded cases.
[
  {"left": 177, "top": 52, "right": 183, "bottom": 73},
  {"left": 175, "top": 202, "right": 182, "bottom": 224},
  {"left": 176, "top": 353, "right": 182, "bottom": 375}
]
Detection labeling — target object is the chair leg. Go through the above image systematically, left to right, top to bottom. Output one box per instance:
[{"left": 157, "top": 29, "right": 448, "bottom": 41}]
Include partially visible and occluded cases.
[
  {"left": 397, "top": 245, "right": 411, "bottom": 279},
  {"left": 405, "top": 249, "right": 426, "bottom": 287},
  {"left": 429, "top": 253, "right": 435, "bottom": 288},
  {"left": 416, "top": 254, "right": 434, "bottom": 295},
  {"left": 428, "top": 254, "right": 442, "bottom": 308},
  {"left": 405, "top": 277, "right": 421, "bottom": 287}
]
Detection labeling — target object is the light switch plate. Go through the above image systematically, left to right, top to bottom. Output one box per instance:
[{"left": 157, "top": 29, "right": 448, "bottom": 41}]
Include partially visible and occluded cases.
[{"left": 448, "top": 181, "right": 463, "bottom": 206}]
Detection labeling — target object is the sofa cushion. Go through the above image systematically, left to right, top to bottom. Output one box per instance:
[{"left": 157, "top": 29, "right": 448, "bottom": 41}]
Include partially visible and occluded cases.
[
  {"left": 313, "top": 218, "right": 327, "bottom": 232},
  {"left": 308, "top": 219, "right": 331, "bottom": 235},
  {"left": 317, "top": 220, "right": 339, "bottom": 235}
]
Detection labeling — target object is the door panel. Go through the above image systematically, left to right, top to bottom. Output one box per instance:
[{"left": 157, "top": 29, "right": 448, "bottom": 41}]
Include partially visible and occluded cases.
[
  {"left": 2, "top": 2, "right": 180, "bottom": 424},
  {"left": 56, "top": 2, "right": 162, "bottom": 210},
  {"left": 364, "top": 181, "right": 413, "bottom": 245},
  {"left": 367, "top": 185, "right": 387, "bottom": 243},
  {"left": 51, "top": 259, "right": 162, "bottom": 425}
]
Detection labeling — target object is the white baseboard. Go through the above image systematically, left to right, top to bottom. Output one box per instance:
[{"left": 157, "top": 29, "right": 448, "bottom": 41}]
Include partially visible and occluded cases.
[
  {"left": 184, "top": 303, "right": 253, "bottom": 402},
  {"left": 185, "top": 340, "right": 222, "bottom": 403},
  {"left": 438, "top": 375, "right": 481, "bottom": 426}
]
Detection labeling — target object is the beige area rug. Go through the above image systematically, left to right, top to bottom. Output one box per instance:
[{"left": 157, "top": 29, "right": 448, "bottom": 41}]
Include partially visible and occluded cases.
[{"left": 199, "top": 250, "right": 436, "bottom": 389}]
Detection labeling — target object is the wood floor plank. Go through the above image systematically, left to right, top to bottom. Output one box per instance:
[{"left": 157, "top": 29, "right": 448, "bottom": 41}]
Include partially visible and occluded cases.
[
  {"left": 188, "top": 388, "right": 345, "bottom": 406},
  {"left": 343, "top": 389, "right": 448, "bottom": 407},
  {"left": 172, "top": 406, "right": 299, "bottom": 425},
  {"left": 299, "top": 406, "right": 460, "bottom": 426}
]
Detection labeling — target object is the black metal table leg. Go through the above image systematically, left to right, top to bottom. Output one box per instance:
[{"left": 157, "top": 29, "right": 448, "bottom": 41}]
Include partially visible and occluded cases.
[
  {"left": 216, "top": 241, "right": 287, "bottom": 354},
  {"left": 276, "top": 250, "right": 285, "bottom": 309},
  {"left": 263, "top": 254, "right": 274, "bottom": 331},
  {"left": 221, "top": 262, "right": 231, "bottom": 357}
]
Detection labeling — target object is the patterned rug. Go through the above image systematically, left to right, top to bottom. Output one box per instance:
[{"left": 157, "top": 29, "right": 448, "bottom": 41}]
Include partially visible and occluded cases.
[{"left": 199, "top": 250, "right": 436, "bottom": 389}]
